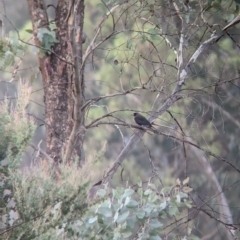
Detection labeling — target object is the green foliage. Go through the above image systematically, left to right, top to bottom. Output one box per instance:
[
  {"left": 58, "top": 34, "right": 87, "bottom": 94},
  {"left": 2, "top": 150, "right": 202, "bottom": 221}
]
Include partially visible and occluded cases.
[
  {"left": 2, "top": 0, "right": 240, "bottom": 238},
  {"left": 204, "top": 0, "right": 240, "bottom": 15},
  {"left": 37, "top": 28, "right": 59, "bottom": 57},
  {"left": 147, "top": 28, "right": 161, "bottom": 41},
  {"left": 0, "top": 35, "right": 25, "bottom": 71},
  {"left": 0, "top": 84, "right": 36, "bottom": 237},
  {"left": 0, "top": 86, "right": 35, "bottom": 165},
  {"left": 0, "top": 87, "right": 90, "bottom": 238},
  {"left": 0, "top": 131, "right": 196, "bottom": 240},
  {"left": 1, "top": 157, "right": 197, "bottom": 240},
  {"left": 4, "top": 160, "right": 90, "bottom": 240},
  {"left": 62, "top": 179, "right": 193, "bottom": 239}
]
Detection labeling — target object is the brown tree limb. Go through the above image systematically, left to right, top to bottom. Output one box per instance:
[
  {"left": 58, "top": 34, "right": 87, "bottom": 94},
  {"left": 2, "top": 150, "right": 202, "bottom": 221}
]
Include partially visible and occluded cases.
[{"left": 64, "top": 0, "right": 86, "bottom": 163}]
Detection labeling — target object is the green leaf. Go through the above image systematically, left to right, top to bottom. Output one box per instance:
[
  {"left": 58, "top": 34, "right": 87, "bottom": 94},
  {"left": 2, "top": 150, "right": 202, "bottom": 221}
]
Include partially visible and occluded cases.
[
  {"left": 226, "top": 14, "right": 235, "bottom": 23},
  {"left": 49, "top": 22, "right": 57, "bottom": 31},
  {"left": 37, "top": 27, "right": 59, "bottom": 55},
  {"left": 147, "top": 28, "right": 160, "bottom": 40},
  {"left": 147, "top": 28, "right": 159, "bottom": 35},
  {"left": 25, "top": 29, "right": 33, "bottom": 34},
  {"left": 141, "top": 33, "right": 148, "bottom": 43},
  {"left": 126, "top": 39, "right": 133, "bottom": 49},
  {"left": 183, "top": 177, "right": 189, "bottom": 185},
  {"left": 176, "top": 178, "right": 181, "bottom": 185},
  {"left": 138, "top": 181, "right": 142, "bottom": 187},
  {"left": 148, "top": 183, "right": 157, "bottom": 191},
  {"left": 182, "top": 186, "right": 193, "bottom": 193},
  {"left": 112, "top": 187, "right": 124, "bottom": 199},
  {"left": 123, "top": 188, "right": 135, "bottom": 198},
  {"left": 97, "top": 189, "right": 106, "bottom": 198},
  {"left": 144, "top": 189, "right": 152, "bottom": 195},
  {"left": 179, "top": 192, "right": 188, "bottom": 199},
  {"left": 148, "top": 193, "right": 158, "bottom": 203},
  {"left": 176, "top": 194, "right": 181, "bottom": 203},
  {"left": 125, "top": 197, "right": 138, "bottom": 208},
  {"left": 101, "top": 199, "right": 111, "bottom": 208},
  {"left": 184, "top": 200, "right": 192, "bottom": 208},
  {"left": 159, "top": 201, "right": 167, "bottom": 211},
  {"left": 168, "top": 203, "right": 179, "bottom": 216},
  {"left": 143, "top": 205, "right": 154, "bottom": 215},
  {"left": 97, "top": 207, "right": 112, "bottom": 218},
  {"left": 136, "top": 209, "right": 145, "bottom": 219},
  {"left": 114, "top": 211, "right": 119, "bottom": 222},
  {"left": 116, "top": 211, "right": 129, "bottom": 224},
  {"left": 160, "top": 211, "right": 167, "bottom": 219},
  {"left": 88, "top": 216, "right": 97, "bottom": 224},
  {"left": 126, "top": 219, "right": 135, "bottom": 229},
  {"left": 149, "top": 219, "right": 162, "bottom": 229},
  {"left": 121, "top": 221, "right": 127, "bottom": 230},
  {"left": 121, "top": 229, "right": 132, "bottom": 238},
  {"left": 113, "top": 231, "right": 122, "bottom": 240},
  {"left": 138, "top": 232, "right": 149, "bottom": 239}
]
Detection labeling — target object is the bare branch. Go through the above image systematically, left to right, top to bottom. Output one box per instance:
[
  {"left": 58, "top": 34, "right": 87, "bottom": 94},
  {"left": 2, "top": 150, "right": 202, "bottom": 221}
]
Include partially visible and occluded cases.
[
  {"left": 82, "top": 4, "right": 122, "bottom": 69},
  {"left": 222, "top": 14, "right": 240, "bottom": 31},
  {"left": 81, "top": 86, "right": 142, "bottom": 111},
  {"left": 30, "top": 143, "right": 53, "bottom": 162}
]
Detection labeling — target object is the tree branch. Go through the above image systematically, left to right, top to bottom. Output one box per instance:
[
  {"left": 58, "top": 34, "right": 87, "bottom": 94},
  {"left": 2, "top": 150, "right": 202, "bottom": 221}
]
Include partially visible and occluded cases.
[{"left": 64, "top": 0, "right": 86, "bottom": 162}]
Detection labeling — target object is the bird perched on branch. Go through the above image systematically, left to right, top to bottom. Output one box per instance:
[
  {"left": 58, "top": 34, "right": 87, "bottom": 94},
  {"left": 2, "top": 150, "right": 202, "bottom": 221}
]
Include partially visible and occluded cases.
[{"left": 133, "top": 113, "right": 152, "bottom": 128}]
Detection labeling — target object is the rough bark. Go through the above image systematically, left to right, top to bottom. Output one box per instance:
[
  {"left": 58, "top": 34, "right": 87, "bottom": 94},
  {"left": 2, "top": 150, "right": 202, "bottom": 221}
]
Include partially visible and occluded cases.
[
  {"left": 27, "top": 0, "right": 85, "bottom": 163},
  {"left": 64, "top": 0, "right": 86, "bottom": 163}
]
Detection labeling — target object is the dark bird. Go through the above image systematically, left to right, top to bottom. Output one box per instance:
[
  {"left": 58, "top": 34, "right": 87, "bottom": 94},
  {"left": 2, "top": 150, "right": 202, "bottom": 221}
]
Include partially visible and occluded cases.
[{"left": 133, "top": 113, "right": 152, "bottom": 128}]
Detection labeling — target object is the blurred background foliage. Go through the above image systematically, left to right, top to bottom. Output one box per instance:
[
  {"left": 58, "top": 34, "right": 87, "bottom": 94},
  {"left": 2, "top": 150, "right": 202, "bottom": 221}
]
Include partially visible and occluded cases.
[{"left": 1, "top": 0, "right": 240, "bottom": 239}]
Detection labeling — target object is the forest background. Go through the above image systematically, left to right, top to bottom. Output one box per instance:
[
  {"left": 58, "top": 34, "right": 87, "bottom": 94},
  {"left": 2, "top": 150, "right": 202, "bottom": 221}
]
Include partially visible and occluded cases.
[{"left": 1, "top": 0, "right": 240, "bottom": 239}]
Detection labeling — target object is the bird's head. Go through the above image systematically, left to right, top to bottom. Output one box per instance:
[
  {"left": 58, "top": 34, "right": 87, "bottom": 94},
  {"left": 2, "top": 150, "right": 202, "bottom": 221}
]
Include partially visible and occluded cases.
[{"left": 133, "top": 113, "right": 137, "bottom": 117}]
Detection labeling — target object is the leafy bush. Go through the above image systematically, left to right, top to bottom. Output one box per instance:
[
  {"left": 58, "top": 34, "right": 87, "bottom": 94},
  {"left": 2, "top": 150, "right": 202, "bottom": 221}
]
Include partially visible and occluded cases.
[
  {"left": 0, "top": 82, "right": 35, "bottom": 234},
  {"left": 0, "top": 84, "right": 196, "bottom": 240},
  {"left": 4, "top": 160, "right": 90, "bottom": 240},
  {"left": 2, "top": 167, "right": 194, "bottom": 240},
  {"left": 66, "top": 179, "right": 193, "bottom": 240}
]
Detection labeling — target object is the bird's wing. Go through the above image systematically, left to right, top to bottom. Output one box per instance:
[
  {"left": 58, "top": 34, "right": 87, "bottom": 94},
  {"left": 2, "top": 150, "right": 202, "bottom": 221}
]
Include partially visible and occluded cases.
[{"left": 135, "top": 115, "right": 151, "bottom": 126}]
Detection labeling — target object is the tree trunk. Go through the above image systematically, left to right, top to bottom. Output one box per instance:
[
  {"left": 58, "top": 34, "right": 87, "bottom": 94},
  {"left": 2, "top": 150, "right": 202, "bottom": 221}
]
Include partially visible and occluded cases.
[{"left": 27, "top": 0, "right": 85, "bottom": 163}]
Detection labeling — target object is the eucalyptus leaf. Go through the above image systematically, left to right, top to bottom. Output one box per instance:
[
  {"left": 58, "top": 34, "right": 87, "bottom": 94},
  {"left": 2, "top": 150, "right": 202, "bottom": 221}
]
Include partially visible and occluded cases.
[
  {"left": 183, "top": 177, "right": 189, "bottom": 185},
  {"left": 182, "top": 186, "right": 193, "bottom": 193},
  {"left": 123, "top": 188, "right": 135, "bottom": 198},
  {"left": 97, "top": 189, "right": 106, "bottom": 198},
  {"left": 125, "top": 197, "right": 138, "bottom": 208},
  {"left": 97, "top": 207, "right": 112, "bottom": 218},
  {"left": 136, "top": 209, "right": 145, "bottom": 219},
  {"left": 116, "top": 211, "right": 129, "bottom": 224},
  {"left": 149, "top": 219, "right": 162, "bottom": 229}
]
